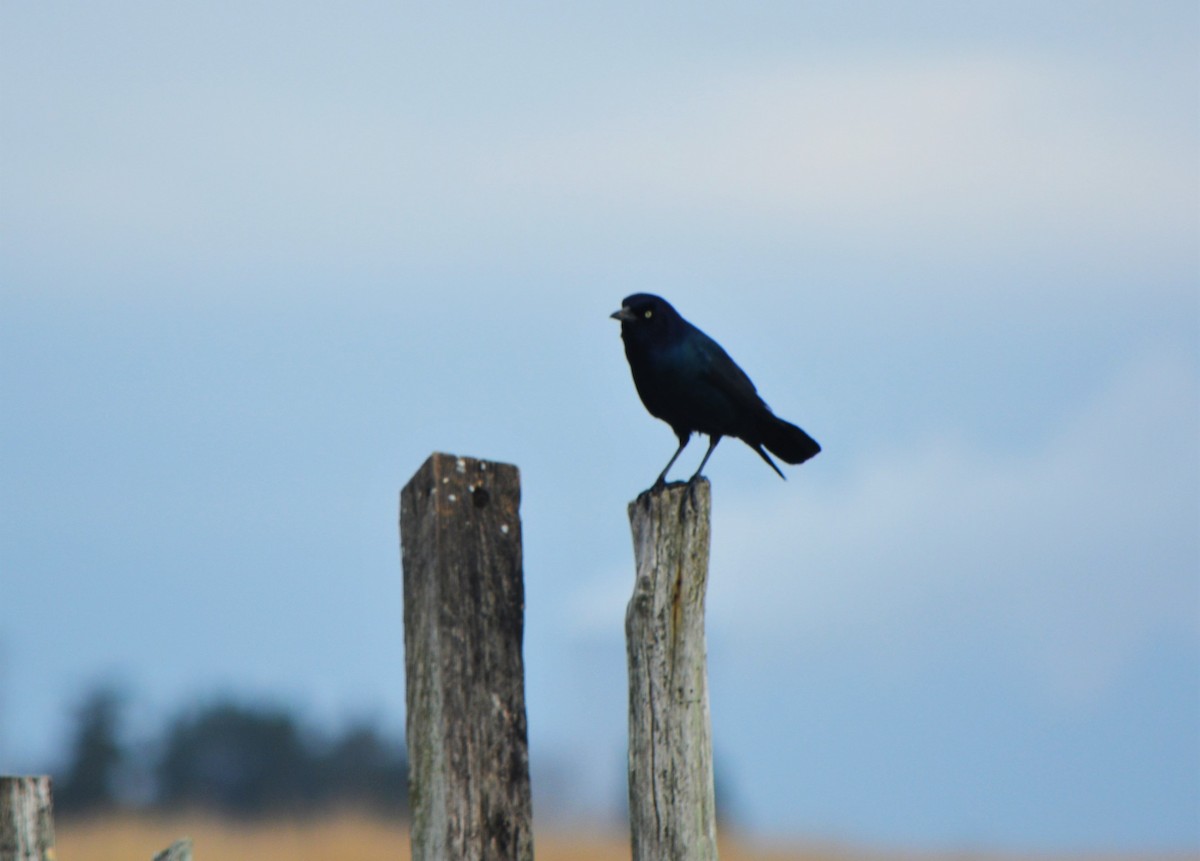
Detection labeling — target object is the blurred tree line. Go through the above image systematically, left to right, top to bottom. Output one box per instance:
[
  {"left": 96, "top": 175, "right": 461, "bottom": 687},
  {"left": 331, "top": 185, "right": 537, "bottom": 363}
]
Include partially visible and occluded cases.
[{"left": 54, "top": 686, "right": 408, "bottom": 819}]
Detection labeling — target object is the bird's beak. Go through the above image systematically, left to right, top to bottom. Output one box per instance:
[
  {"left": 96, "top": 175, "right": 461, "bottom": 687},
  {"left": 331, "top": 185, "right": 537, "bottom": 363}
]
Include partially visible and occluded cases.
[{"left": 611, "top": 307, "right": 636, "bottom": 322}]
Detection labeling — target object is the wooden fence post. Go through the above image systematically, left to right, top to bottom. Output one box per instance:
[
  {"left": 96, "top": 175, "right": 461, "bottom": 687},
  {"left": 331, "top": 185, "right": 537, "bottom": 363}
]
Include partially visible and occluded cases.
[
  {"left": 400, "top": 453, "right": 534, "bottom": 861},
  {"left": 625, "top": 479, "right": 718, "bottom": 861},
  {"left": 0, "top": 776, "right": 55, "bottom": 861}
]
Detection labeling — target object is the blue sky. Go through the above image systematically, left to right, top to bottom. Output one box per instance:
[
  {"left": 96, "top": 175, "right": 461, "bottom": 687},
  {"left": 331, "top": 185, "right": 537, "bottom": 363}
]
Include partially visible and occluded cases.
[{"left": 2, "top": 1, "right": 1197, "bottom": 852}]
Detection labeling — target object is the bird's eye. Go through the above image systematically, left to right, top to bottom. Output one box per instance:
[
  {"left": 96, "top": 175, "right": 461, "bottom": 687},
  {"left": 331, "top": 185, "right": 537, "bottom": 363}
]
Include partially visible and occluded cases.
[{"left": 644, "top": 309, "right": 653, "bottom": 319}]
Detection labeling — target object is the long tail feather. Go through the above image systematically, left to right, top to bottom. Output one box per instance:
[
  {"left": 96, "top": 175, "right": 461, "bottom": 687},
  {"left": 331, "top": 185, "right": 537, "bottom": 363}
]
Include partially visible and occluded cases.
[
  {"left": 758, "top": 413, "right": 821, "bottom": 465},
  {"left": 750, "top": 443, "right": 787, "bottom": 479}
]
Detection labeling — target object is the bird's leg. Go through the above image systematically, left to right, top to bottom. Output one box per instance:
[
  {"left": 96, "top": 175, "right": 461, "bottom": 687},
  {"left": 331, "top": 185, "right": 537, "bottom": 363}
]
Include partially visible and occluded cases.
[
  {"left": 654, "top": 434, "right": 691, "bottom": 488},
  {"left": 689, "top": 435, "right": 722, "bottom": 481}
]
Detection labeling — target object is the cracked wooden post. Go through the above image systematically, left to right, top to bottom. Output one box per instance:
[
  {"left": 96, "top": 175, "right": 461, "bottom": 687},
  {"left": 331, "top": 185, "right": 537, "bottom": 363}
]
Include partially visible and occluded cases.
[
  {"left": 400, "top": 453, "right": 533, "bottom": 861},
  {"left": 625, "top": 478, "right": 718, "bottom": 861},
  {"left": 0, "top": 776, "right": 55, "bottom": 861}
]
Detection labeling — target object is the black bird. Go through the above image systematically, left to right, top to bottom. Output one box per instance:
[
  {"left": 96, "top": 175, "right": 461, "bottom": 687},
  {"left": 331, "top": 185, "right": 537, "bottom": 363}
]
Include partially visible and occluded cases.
[{"left": 611, "top": 293, "right": 820, "bottom": 487}]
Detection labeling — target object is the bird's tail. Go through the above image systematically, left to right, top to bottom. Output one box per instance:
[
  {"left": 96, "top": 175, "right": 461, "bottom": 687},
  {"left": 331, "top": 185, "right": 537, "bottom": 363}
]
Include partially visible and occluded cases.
[{"left": 758, "top": 412, "right": 821, "bottom": 465}]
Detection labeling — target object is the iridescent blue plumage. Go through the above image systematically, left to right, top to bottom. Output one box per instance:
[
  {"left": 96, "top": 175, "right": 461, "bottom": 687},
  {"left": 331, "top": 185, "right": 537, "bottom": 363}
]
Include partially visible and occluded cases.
[{"left": 611, "top": 293, "right": 820, "bottom": 487}]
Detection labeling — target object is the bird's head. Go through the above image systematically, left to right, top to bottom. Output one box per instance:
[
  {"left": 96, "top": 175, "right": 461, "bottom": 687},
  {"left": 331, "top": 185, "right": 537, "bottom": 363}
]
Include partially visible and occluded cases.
[{"left": 610, "top": 294, "right": 680, "bottom": 337}]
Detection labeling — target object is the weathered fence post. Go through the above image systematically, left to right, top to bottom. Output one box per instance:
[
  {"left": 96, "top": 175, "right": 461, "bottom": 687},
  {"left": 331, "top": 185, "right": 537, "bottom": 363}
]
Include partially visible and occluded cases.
[
  {"left": 400, "top": 453, "right": 534, "bottom": 861},
  {"left": 625, "top": 479, "right": 718, "bottom": 861},
  {"left": 0, "top": 776, "right": 55, "bottom": 861}
]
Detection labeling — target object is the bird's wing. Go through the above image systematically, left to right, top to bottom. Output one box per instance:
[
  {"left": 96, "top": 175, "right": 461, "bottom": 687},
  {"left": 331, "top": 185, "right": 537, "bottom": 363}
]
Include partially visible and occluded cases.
[{"left": 686, "top": 327, "right": 770, "bottom": 413}]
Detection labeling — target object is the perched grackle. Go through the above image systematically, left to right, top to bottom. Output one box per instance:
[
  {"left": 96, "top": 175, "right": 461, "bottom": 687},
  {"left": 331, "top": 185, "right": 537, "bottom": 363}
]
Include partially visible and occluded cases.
[{"left": 611, "top": 293, "right": 820, "bottom": 487}]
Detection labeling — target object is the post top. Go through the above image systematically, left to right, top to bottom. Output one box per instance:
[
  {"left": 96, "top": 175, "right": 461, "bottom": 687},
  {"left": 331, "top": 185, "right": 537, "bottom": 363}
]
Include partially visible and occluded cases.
[
  {"left": 404, "top": 452, "right": 520, "bottom": 492},
  {"left": 628, "top": 476, "right": 711, "bottom": 518}
]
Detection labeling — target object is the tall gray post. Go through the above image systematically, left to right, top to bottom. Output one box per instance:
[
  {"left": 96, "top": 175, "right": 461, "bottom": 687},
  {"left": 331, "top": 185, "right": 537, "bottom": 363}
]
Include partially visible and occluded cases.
[{"left": 625, "top": 479, "right": 718, "bottom": 861}]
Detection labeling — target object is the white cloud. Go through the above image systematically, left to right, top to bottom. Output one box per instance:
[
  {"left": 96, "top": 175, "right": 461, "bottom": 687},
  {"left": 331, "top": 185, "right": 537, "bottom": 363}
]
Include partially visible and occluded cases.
[
  {"left": 5, "top": 44, "right": 1194, "bottom": 285},
  {"left": 497, "top": 53, "right": 1195, "bottom": 268},
  {"left": 698, "top": 347, "right": 1199, "bottom": 707}
]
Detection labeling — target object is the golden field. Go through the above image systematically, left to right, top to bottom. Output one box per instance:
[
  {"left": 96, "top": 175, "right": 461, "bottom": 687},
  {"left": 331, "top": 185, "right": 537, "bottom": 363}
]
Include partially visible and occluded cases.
[
  {"left": 52, "top": 813, "right": 1196, "bottom": 861},
  {"left": 54, "top": 814, "right": 818, "bottom": 860},
  {"left": 54, "top": 815, "right": 835, "bottom": 861}
]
